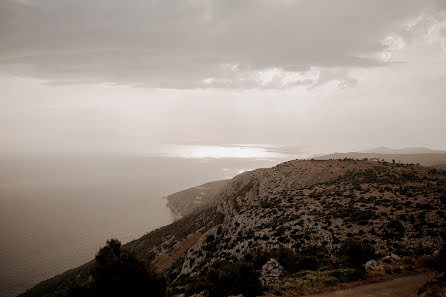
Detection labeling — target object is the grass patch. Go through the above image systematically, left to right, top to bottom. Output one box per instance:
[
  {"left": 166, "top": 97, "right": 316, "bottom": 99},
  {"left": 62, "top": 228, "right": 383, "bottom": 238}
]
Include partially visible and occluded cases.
[{"left": 273, "top": 269, "right": 359, "bottom": 295}]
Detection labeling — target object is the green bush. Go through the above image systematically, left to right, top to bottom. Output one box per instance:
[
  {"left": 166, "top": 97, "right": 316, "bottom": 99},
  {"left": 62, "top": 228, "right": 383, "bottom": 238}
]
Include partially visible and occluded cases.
[
  {"left": 387, "top": 220, "right": 405, "bottom": 234},
  {"left": 86, "top": 239, "right": 165, "bottom": 297},
  {"left": 339, "top": 239, "right": 375, "bottom": 269},
  {"left": 167, "top": 256, "right": 185, "bottom": 281},
  {"left": 298, "top": 256, "right": 319, "bottom": 271},
  {"left": 205, "top": 260, "right": 262, "bottom": 297},
  {"left": 326, "top": 268, "right": 360, "bottom": 282},
  {"left": 276, "top": 269, "right": 357, "bottom": 294}
]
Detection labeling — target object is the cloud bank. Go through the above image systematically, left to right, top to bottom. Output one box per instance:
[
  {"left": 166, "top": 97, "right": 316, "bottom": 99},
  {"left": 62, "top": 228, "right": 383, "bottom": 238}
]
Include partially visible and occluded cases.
[{"left": 1, "top": 0, "right": 445, "bottom": 88}]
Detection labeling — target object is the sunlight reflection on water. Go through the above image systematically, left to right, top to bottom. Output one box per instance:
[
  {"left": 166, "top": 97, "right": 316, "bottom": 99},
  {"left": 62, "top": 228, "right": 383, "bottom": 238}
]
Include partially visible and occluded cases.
[{"left": 160, "top": 144, "right": 302, "bottom": 159}]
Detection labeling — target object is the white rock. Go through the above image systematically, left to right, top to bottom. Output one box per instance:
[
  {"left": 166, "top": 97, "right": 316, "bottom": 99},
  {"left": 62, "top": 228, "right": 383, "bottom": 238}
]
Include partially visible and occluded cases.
[
  {"left": 390, "top": 253, "right": 401, "bottom": 261},
  {"left": 382, "top": 256, "right": 393, "bottom": 263},
  {"left": 365, "top": 259, "right": 378, "bottom": 271}
]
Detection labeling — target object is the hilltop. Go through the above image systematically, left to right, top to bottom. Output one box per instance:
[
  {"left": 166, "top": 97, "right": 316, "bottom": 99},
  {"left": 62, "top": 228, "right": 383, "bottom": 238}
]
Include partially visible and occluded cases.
[
  {"left": 361, "top": 147, "right": 446, "bottom": 154},
  {"left": 315, "top": 152, "right": 446, "bottom": 170},
  {"left": 22, "top": 159, "right": 446, "bottom": 297}
]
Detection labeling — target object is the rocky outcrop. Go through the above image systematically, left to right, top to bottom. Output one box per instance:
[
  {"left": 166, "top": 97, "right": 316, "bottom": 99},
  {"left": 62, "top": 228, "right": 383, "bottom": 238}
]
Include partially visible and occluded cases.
[
  {"left": 382, "top": 253, "right": 402, "bottom": 263},
  {"left": 261, "top": 258, "right": 284, "bottom": 286},
  {"left": 365, "top": 259, "right": 379, "bottom": 271}
]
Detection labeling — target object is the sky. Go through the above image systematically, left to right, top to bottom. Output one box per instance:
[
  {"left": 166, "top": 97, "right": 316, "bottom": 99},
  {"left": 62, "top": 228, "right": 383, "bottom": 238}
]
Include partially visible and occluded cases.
[{"left": 1, "top": 0, "right": 446, "bottom": 156}]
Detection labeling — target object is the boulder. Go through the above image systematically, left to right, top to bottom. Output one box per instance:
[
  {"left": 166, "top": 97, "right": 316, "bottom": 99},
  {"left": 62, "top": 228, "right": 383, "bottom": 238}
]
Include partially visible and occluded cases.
[
  {"left": 382, "top": 253, "right": 401, "bottom": 263},
  {"left": 391, "top": 253, "right": 401, "bottom": 261},
  {"left": 382, "top": 256, "right": 393, "bottom": 263},
  {"left": 261, "top": 258, "right": 284, "bottom": 286},
  {"left": 365, "top": 259, "right": 379, "bottom": 271}
]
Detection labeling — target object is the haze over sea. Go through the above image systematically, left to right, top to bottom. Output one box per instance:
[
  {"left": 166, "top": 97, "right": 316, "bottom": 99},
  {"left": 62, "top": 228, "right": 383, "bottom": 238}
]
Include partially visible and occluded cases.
[{"left": 0, "top": 145, "right": 298, "bottom": 297}]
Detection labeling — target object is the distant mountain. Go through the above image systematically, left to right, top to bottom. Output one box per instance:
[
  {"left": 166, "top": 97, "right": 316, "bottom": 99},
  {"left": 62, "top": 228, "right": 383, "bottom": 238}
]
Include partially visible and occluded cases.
[
  {"left": 361, "top": 146, "right": 446, "bottom": 154},
  {"left": 315, "top": 152, "right": 446, "bottom": 169},
  {"left": 22, "top": 159, "right": 446, "bottom": 297}
]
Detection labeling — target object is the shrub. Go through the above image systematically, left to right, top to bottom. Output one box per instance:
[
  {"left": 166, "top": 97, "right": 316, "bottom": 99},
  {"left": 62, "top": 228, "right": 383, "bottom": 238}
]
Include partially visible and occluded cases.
[
  {"left": 383, "top": 220, "right": 406, "bottom": 240},
  {"left": 387, "top": 220, "right": 405, "bottom": 234},
  {"left": 88, "top": 239, "right": 165, "bottom": 297},
  {"left": 339, "top": 239, "right": 375, "bottom": 269},
  {"left": 274, "top": 248, "right": 321, "bottom": 274},
  {"left": 276, "top": 248, "right": 301, "bottom": 273},
  {"left": 417, "top": 255, "right": 439, "bottom": 269},
  {"left": 167, "top": 256, "right": 185, "bottom": 281},
  {"left": 298, "top": 256, "right": 319, "bottom": 271},
  {"left": 205, "top": 260, "right": 262, "bottom": 297},
  {"left": 326, "top": 268, "right": 360, "bottom": 282},
  {"left": 274, "top": 269, "right": 359, "bottom": 295}
]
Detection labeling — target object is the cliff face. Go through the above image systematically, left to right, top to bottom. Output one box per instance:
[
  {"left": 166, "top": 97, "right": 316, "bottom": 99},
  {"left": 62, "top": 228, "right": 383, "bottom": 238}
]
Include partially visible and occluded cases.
[{"left": 22, "top": 159, "right": 446, "bottom": 297}]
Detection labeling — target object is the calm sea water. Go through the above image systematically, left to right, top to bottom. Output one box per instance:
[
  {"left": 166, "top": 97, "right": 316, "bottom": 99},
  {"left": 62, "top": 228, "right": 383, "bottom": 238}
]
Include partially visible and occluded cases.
[{"left": 0, "top": 153, "right": 286, "bottom": 297}]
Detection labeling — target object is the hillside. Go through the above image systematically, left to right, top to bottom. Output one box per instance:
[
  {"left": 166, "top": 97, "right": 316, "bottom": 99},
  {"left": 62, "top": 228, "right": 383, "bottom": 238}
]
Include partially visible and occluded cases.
[
  {"left": 21, "top": 159, "right": 446, "bottom": 297},
  {"left": 166, "top": 180, "right": 229, "bottom": 219}
]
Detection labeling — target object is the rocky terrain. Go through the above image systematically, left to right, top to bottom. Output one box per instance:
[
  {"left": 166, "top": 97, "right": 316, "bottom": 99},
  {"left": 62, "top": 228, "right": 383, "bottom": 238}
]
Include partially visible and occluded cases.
[
  {"left": 22, "top": 159, "right": 446, "bottom": 297},
  {"left": 174, "top": 160, "right": 444, "bottom": 279},
  {"left": 166, "top": 180, "right": 228, "bottom": 219}
]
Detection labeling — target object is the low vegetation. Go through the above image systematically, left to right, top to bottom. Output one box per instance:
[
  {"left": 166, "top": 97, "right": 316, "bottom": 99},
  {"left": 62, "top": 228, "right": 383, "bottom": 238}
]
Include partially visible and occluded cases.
[{"left": 65, "top": 239, "right": 165, "bottom": 297}]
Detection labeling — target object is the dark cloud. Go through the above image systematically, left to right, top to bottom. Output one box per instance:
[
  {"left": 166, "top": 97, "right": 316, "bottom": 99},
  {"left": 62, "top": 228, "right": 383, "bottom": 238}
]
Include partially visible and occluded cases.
[{"left": 0, "top": 0, "right": 445, "bottom": 88}]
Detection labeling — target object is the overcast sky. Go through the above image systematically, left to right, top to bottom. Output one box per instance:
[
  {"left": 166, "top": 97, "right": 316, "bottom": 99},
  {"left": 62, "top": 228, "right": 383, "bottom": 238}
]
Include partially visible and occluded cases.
[{"left": 0, "top": 0, "right": 445, "bottom": 156}]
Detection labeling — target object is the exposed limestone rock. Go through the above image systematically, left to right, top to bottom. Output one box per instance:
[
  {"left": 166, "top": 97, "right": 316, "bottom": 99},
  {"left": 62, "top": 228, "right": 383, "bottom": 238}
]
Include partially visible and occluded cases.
[
  {"left": 383, "top": 253, "right": 402, "bottom": 263},
  {"left": 391, "top": 253, "right": 401, "bottom": 261},
  {"left": 382, "top": 256, "right": 392, "bottom": 263},
  {"left": 261, "top": 258, "right": 284, "bottom": 286},
  {"left": 365, "top": 259, "right": 379, "bottom": 271},
  {"left": 188, "top": 292, "right": 206, "bottom": 297}
]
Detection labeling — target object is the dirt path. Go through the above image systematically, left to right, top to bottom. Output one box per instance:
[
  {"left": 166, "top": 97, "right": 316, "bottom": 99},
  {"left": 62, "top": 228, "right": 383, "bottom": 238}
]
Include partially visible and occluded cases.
[{"left": 306, "top": 272, "right": 435, "bottom": 297}]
